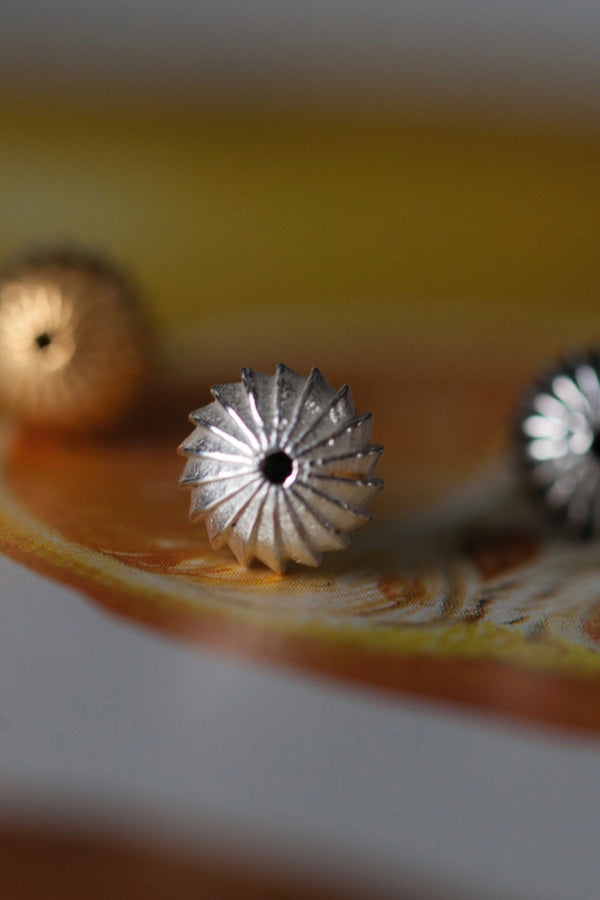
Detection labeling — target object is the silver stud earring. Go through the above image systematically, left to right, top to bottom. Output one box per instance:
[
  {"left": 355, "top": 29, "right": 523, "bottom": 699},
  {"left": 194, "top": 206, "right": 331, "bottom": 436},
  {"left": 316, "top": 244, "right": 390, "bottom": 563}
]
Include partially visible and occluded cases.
[
  {"left": 515, "top": 349, "right": 600, "bottom": 536},
  {"left": 179, "top": 364, "right": 383, "bottom": 572}
]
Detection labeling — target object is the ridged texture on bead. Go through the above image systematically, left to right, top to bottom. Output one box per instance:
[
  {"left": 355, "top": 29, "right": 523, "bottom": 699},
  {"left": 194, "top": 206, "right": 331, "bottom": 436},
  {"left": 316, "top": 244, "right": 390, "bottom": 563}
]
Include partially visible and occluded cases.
[
  {"left": 0, "top": 249, "right": 152, "bottom": 433},
  {"left": 515, "top": 350, "right": 600, "bottom": 535},
  {"left": 179, "top": 364, "right": 383, "bottom": 572}
]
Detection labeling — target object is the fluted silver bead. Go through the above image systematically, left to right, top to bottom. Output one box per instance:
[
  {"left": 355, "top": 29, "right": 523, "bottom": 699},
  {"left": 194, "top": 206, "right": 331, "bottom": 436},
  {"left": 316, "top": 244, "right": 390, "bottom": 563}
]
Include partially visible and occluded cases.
[{"left": 179, "top": 364, "right": 383, "bottom": 572}]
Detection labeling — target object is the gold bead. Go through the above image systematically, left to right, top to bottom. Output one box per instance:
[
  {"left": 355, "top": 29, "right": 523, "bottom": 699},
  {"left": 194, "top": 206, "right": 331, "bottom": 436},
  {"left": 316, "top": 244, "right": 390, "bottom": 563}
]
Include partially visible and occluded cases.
[{"left": 0, "top": 249, "right": 152, "bottom": 434}]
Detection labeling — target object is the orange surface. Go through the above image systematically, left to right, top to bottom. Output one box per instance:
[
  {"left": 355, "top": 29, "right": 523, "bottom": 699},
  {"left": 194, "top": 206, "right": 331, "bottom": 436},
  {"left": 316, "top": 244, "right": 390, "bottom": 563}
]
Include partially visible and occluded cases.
[
  {"left": 3, "top": 98, "right": 600, "bottom": 739},
  {"left": 3, "top": 345, "right": 600, "bottom": 736}
]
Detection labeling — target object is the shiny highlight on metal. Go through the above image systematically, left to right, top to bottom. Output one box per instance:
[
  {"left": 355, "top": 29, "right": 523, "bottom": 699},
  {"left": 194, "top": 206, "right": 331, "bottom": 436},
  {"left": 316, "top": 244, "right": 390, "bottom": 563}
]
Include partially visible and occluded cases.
[
  {"left": 0, "top": 249, "right": 152, "bottom": 433},
  {"left": 515, "top": 350, "right": 600, "bottom": 535},
  {"left": 179, "top": 365, "right": 383, "bottom": 572}
]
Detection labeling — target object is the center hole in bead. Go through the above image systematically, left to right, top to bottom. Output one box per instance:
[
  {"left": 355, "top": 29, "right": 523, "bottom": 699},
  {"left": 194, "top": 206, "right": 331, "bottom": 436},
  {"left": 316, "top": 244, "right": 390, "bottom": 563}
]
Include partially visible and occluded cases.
[
  {"left": 35, "top": 332, "right": 52, "bottom": 350},
  {"left": 591, "top": 432, "right": 600, "bottom": 458},
  {"left": 261, "top": 451, "right": 294, "bottom": 485}
]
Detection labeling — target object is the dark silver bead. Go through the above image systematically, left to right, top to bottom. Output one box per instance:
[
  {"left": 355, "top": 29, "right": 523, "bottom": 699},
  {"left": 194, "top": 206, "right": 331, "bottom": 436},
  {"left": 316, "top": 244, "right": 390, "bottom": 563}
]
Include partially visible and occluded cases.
[{"left": 515, "top": 350, "right": 600, "bottom": 536}]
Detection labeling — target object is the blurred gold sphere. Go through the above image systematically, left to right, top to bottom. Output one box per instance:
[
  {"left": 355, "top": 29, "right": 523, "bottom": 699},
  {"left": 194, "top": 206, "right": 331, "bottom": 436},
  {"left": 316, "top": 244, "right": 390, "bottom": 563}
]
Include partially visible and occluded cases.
[{"left": 0, "top": 250, "right": 152, "bottom": 433}]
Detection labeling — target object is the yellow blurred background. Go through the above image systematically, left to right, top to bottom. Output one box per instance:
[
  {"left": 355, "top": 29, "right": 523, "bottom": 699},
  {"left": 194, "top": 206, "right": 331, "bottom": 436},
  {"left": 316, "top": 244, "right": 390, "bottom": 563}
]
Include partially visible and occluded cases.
[
  {"left": 2, "top": 1, "right": 600, "bottom": 375},
  {"left": 1, "top": 98, "right": 598, "bottom": 357}
]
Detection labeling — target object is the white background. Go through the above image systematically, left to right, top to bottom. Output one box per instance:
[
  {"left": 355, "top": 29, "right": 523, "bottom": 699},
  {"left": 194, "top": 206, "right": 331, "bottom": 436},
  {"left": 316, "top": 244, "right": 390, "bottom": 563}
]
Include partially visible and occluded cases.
[{"left": 1, "top": 554, "right": 600, "bottom": 899}]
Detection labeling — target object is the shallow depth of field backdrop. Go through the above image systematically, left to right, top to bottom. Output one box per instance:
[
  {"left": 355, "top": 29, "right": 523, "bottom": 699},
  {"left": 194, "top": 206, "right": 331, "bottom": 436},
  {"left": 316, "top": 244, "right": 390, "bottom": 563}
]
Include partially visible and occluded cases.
[
  {"left": 1, "top": 0, "right": 599, "bottom": 372},
  {"left": 3, "top": 7, "right": 600, "bottom": 899}
]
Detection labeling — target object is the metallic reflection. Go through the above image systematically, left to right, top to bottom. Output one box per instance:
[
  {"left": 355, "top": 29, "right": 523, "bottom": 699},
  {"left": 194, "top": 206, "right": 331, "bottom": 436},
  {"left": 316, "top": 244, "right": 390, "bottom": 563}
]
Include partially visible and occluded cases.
[
  {"left": 0, "top": 250, "right": 152, "bottom": 433},
  {"left": 516, "top": 352, "right": 600, "bottom": 534},
  {"left": 180, "top": 365, "right": 383, "bottom": 572}
]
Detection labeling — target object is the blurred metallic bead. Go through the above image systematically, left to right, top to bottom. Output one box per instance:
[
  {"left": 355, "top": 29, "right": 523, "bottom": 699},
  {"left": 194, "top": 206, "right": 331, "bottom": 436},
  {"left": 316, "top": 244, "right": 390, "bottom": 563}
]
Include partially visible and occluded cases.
[
  {"left": 0, "top": 249, "right": 152, "bottom": 433},
  {"left": 515, "top": 349, "right": 600, "bottom": 536},
  {"left": 179, "top": 364, "right": 384, "bottom": 572}
]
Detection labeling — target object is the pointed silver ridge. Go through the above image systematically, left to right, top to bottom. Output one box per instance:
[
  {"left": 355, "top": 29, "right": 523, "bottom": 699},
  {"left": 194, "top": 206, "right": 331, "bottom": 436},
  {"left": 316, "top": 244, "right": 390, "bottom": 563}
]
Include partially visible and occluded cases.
[{"left": 179, "top": 365, "right": 383, "bottom": 572}]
